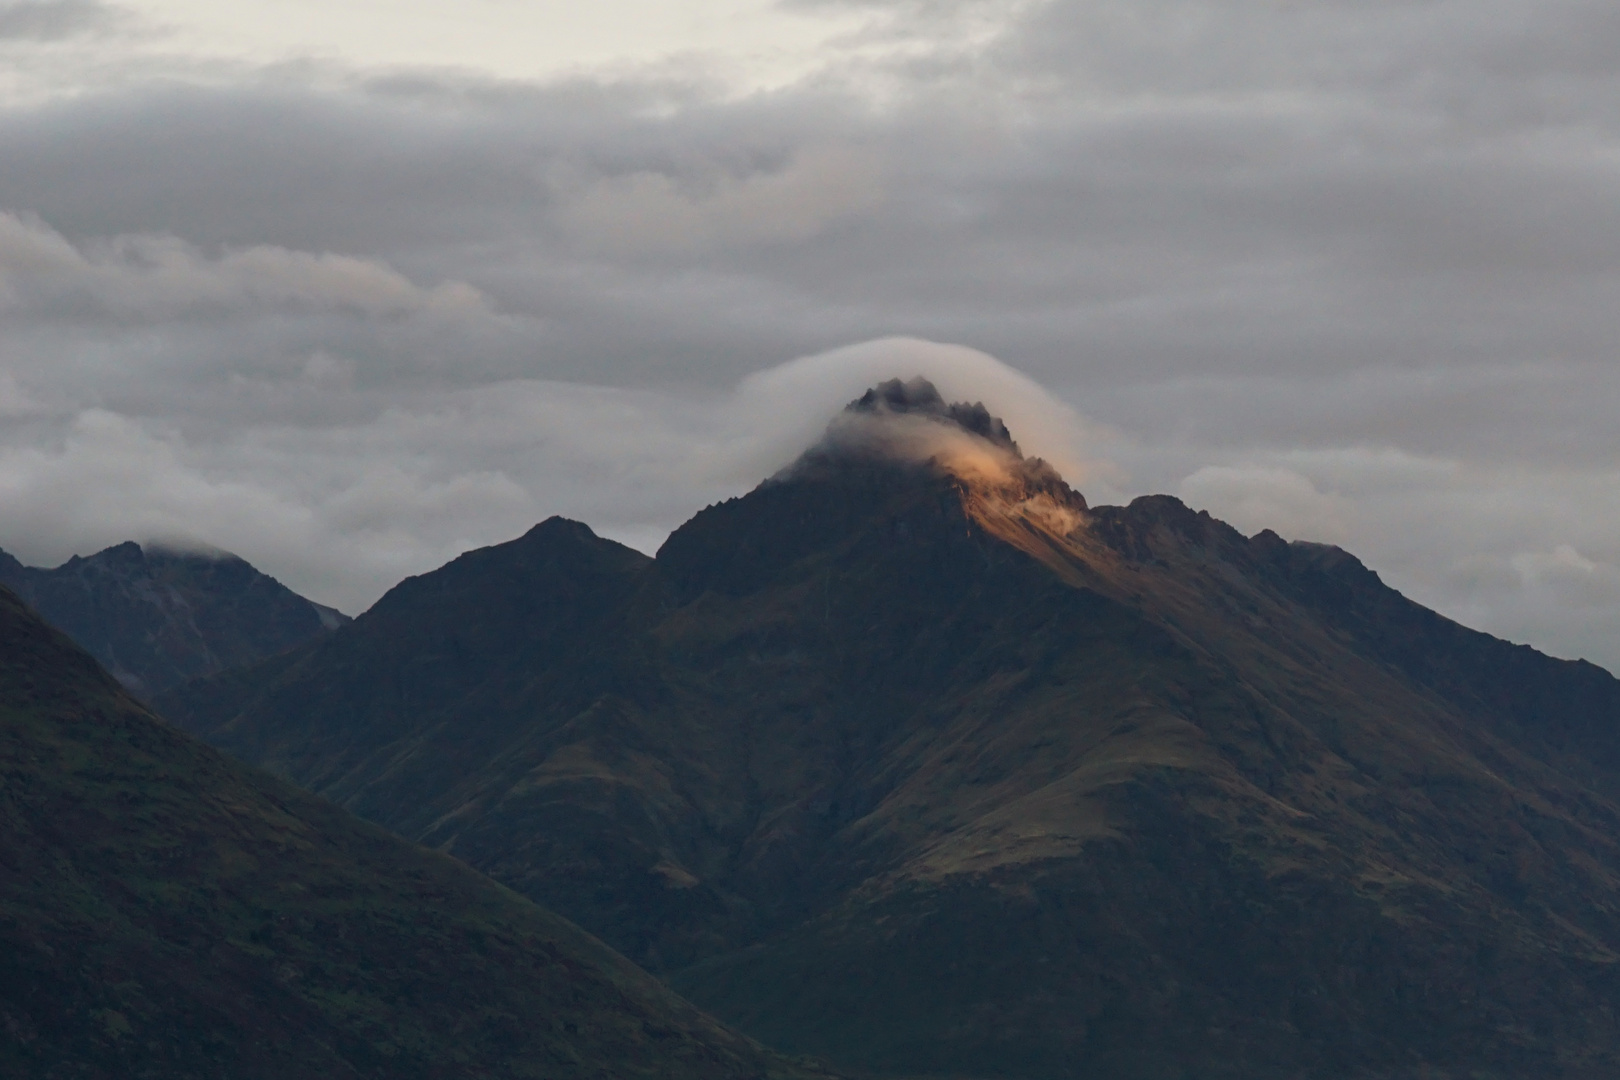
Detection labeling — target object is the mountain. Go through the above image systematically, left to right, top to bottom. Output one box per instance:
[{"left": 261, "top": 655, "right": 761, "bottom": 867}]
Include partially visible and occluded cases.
[
  {"left": 161, "top": 378, "right": 1620, "bottom": 1079},
  {"left": 0, "top": 540, "right": 347, "bottom": 697},
  {"left": 0, "top": 583, "right": 828, "bottom": 1079}
]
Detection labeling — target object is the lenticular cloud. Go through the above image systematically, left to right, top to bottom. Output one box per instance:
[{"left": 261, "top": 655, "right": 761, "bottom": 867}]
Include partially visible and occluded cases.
[{"left": 728, "top": 337, "right": 1099, "bottom": 484}]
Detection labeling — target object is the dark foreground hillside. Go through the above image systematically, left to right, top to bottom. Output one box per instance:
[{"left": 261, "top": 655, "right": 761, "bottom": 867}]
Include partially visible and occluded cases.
[
  {"left": 164, "top": 381, "right": 1620, "bottom": 1079},
  {"left": 0, "top": 541, "right": 346, "bottom": 698},
  {"left": 0, "top": 586, "right": 825, "bottom": 1080}
]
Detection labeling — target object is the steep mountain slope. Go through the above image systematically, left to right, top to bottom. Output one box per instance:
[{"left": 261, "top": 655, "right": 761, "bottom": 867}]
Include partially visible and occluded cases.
[
  {"left": 163, "top": 380, "right": 1620, "bottom": 1079},
  {"left": 0, "top": 541, "right": 346, "bottom": 697},
  {"left": 0, "top": 584, "right": 827, "bottom": 1080}
]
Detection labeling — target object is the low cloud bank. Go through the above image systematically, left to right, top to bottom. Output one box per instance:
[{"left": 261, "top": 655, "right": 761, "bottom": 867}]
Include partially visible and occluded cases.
[
  {"left": 3, "top": 0, "right": 1619, "bottom": 670},
  {"left": 0, "top": 330, "right": 1617, "bottom": 673},
  {"left": 0, "top": 336, "right": 1101, "bottom": 613}
]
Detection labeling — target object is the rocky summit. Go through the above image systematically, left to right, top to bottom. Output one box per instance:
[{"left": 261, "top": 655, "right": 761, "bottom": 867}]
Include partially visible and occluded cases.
[
  {"left": 163, "top": 380, "right": 1620, "bottom": 1079},
  {"left": 0, "top": 541, "right": 345, "bottom": 697}
]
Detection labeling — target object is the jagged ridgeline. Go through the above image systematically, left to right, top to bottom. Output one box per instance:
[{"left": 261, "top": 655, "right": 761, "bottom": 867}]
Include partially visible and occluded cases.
[
  {"left": 163, "top": 380, "right": 1620, "bottom": 1079},
  {"left": 0, "top": 541, "right": 346, "bottom": 697},
  {"left": 0, "top": 587, "right": 828, "bottom": 1079}
]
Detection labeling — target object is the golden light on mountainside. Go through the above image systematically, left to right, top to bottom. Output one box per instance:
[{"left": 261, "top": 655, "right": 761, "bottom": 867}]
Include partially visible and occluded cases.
[{"left": 806, "top": 375, "right": 1095, "bottom": 583}]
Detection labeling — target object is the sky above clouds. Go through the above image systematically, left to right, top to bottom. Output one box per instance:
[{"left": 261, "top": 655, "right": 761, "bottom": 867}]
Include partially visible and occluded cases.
[{"left": 2, "top": 0, "right": 1620, "bottom": 670}]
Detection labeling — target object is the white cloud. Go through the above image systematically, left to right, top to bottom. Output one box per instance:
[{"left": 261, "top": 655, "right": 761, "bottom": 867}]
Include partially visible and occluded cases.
[
  {"left": 729, "top": 336, "right": 1102, "bottom": 483},
  {"left": 1178, "top": 464, "right": 1351, "bottom": 545}
]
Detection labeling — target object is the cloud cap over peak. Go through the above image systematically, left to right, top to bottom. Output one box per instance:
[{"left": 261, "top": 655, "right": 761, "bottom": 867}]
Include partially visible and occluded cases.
[
  {"left": 780, "top": 371, "right": 1082, "bottom": 505},
  {"left": 845, "top": 376, "right": 1021, "bottom": 455}
]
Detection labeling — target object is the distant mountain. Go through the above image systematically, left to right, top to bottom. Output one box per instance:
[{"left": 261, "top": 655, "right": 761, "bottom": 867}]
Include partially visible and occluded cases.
[
  {"left": 162, "top": 379, "right": 1620, "bottom": 1079},
  {"left": 0, "top": 541, "right": 346, "bottom": 697},
  {"left": 0, "top": 582, "right": 826, "bottom": 1080}
]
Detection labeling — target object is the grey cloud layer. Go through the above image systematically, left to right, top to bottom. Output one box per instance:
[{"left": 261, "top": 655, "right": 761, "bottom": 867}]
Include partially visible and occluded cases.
[
  {"left": 0, "top": 0, "right": 120, "bottom": 41},
  {"left": 1, "top": 0, "right": 1618, "bottom": 669}
]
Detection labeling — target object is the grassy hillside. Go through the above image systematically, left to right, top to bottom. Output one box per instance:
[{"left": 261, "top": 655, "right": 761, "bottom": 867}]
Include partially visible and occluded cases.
[{"left": 0, "top": 584, "right": 827, "bottom": 1080}]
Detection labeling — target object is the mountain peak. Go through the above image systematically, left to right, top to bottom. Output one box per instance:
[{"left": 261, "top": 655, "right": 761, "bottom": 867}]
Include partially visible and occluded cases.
[
  {"left": 784, "top": 376, "right": 1082, "bottom": 515},
  {"left": 844, "top": 376, "right": 1020, "bottom": 454},
  {"left": 161, "top": 418, "right": 1620, "bottom": 1079},
  {"left": 519, "top": 515, "right": 611, "bottom": 547},
  {"left": 141, "top": 537, "right": 241, "bottom": 563},
  {"left": 0, "top": 539, "right": 346, "bottom": 696}
]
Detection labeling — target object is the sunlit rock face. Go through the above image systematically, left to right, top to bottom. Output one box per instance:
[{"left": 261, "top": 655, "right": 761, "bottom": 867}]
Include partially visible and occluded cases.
[
  {"left": 790, "top": 376, "right": 1080, "bottom": 500},
  {"left": 783, "top": 377, "right": 1090, "bottom": 574},
  {"left": 164, "top": 382, "right": 1620, "bottom": 1080},
  {"left": 0, "top": 540, "right": 345, "bottom": 697}
]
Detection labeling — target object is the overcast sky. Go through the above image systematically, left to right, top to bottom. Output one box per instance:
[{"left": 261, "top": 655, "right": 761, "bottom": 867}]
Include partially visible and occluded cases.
[{"left": 2, "top": 0, "right": 1619, "bottom": 671}]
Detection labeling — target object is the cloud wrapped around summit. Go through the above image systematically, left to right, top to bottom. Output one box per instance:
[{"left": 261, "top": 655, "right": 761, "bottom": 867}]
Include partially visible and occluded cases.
[
  {"left": 789, "top": 376, "right": 1078, "bottom": 507},
  {"left": 845, "top": 377, "right": 1022, "bottom": 455}
]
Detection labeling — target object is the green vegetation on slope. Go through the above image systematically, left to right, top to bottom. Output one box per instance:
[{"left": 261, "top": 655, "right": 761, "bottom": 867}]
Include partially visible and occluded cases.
[{"left": 0, "top": 585, "right": 825, "bottom": 1080}]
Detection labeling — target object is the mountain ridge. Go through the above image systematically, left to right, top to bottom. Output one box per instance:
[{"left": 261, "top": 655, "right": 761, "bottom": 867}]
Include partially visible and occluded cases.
[
  {"left": 161, "top": 383, "right": 1620, "bottom": 1078},
  {"left": 0, "top": 540, "right": 346, "bottom": 697}
]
